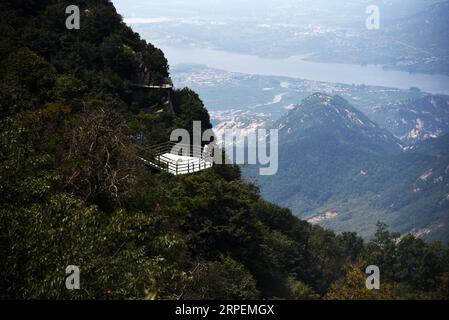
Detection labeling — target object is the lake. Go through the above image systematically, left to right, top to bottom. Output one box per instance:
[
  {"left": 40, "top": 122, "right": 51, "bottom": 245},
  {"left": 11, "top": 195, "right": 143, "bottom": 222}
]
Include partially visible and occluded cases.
[{"left": 157, "top": 44, "right": 449, "bottom": 95}]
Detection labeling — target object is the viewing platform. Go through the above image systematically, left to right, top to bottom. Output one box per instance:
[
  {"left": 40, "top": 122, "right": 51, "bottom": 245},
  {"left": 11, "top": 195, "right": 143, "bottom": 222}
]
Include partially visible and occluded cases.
[
  {"left": 131, "top": 78, "right": 173, "bottom": 90},
  {"left": 131, "top": 83, "right": 173, "bottom": 90},
  {"left": 140, "top": 141, "right": 214, "bottom": 175}
]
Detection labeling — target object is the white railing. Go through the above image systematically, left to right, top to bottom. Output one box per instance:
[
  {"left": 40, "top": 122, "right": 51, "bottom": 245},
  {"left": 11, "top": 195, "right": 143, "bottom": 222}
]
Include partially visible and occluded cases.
[{"left": 138, "top": 141, "right": 214, "bottom": 175}]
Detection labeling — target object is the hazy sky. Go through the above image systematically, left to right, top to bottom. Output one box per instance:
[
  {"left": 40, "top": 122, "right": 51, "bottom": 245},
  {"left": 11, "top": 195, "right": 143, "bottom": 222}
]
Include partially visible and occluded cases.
[{"left": 112, "top": 0, "right": 439, "bottom": 24}]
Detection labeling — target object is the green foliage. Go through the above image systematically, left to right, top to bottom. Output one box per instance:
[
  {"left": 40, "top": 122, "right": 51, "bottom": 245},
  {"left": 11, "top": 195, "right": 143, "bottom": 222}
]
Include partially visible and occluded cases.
[
  {"left": 0, "top": 48, "right": 56, "bottom": 114},
  {"left": 172, "top": 88, "right": 212, "bottom": 135},
  {"left": 0, "top": 193, "right": 186, "bottom": 299},
  {"left": 182, "top": 256, "right": 260, "bottom": 299},
  {"left": 324, "top": 260, "right": 396, "bottom": 300},
  {"left": 287, "top": 278, "right": 318, "bottom": 300}
]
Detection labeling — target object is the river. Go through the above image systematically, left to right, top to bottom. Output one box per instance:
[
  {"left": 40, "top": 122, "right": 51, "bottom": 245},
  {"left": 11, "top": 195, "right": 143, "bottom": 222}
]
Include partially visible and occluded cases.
[{"left": 157, "top": 44, "right": 449, "bottom": 95}]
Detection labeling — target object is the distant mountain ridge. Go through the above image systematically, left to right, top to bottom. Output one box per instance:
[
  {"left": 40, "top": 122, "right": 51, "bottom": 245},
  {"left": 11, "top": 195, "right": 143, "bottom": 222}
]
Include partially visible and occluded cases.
[
  {"left": 387, "top": 0, "right": 449, "bottom": 46},
  {"left": 371, "top": 95, "right": 449, "bottom": 144}
]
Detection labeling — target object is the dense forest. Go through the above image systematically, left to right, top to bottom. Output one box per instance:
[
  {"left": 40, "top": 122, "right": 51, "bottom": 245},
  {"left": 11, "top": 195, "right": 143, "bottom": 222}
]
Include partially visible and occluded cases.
[{"left": 0, "top": 0, "right": 448, "bottom": 299}]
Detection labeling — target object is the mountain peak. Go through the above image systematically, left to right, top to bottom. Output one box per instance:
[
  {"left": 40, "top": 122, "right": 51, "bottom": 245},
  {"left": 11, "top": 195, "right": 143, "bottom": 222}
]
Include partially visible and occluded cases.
[
  {"left": 301, "top": 92, "right": 343, "bottom": 105},
  {"left": 279, "top": 93, "right": 402, "bottom": 153}
]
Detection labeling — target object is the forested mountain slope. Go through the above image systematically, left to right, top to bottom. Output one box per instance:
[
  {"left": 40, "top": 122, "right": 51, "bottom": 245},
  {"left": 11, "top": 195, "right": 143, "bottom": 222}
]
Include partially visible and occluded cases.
[
  {"left": 1, "top": 0, "right": 448, "bottom": 299},
  {"left": 245, "top": 93, "right": 449, "bottom": 242}
]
